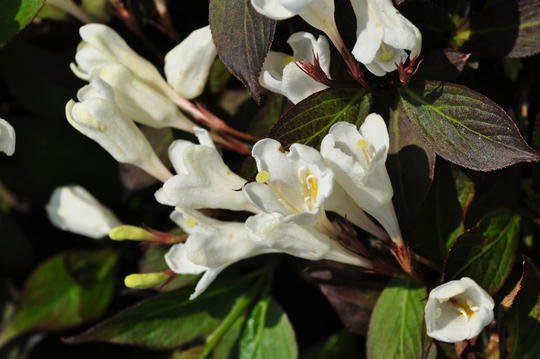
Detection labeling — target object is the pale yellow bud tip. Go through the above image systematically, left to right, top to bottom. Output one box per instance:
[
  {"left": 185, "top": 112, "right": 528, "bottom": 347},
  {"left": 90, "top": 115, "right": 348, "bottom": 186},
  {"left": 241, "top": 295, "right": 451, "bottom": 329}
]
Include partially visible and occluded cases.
[
  {"left": 256, "top": 171, "right": 270, "bottom": 183},
  {"left": 109, "top": 225, "right": 155, "bottom": 241},
  {"left": 124, "top": 272, "right": 169, "bottom": 289}
]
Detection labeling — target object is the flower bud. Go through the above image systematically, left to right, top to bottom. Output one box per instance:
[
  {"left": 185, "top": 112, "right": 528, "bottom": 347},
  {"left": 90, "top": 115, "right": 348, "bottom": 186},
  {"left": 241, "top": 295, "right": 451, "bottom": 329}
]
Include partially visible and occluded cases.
[
  {"left": 164, "top": 26, "right": 217, "bottom": 99},
  {"left": 96, "top": 64, "right": 195, "bottom": 132},
  {"left": 65, "top": 79, "right": 172, "bottom": 182},
  {"left": 0, "top": 118, "right": 15, "bottom": 156},
  {"left": 46, "top": 185, "right": 122, "bottom": 239},
  {"left": 109, "top": 225, "right": 156, "bottom": 241},
  {"left": 124, "top": 272, "right": 170, "bottom": 289},
  {"left": 425, "top": 277, "right": 494, "bottom": 343}
]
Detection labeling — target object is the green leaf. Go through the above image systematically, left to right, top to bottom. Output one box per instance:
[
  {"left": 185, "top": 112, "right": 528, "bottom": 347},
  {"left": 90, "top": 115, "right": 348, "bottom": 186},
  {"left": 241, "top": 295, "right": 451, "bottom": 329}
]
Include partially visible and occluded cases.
[
  {"left": 0, "top": 0, "right": 44, "bottom": 46},
  {"left": 209, "top": 0, "right": 276, "bottom": 103},
  {"left": 464, "top": 0, "right": 540, "bottom": 58},
  {"left": 209, "top": 58, "right": 233, "bottom": 94},
  {"left": 399, "top": 81, "right": 539, "bottom": 171},
  {"left": 268, "top": 88, "right": 371, "bottom": 149},
  {"left": 387, "top": 105, "right": 436, "bottom": 225},
  {"left": 444, "top": 209, "right": 521, "bottom": 294},
  {"left": 0, "top": 250, "right": 118, "bottom": 346},
  {"left": 503, "top": 259, "right": 540, "bottom": 359},
  {"left": 367, "top": 278, "right": 429, "bottom": 359},
  {"left": 65, "top": 279, "right": 253, "bottom": 350},
  {"left": 238, "top": 296, "right": 297, "bottom": 359},
  {"left": 301, "top": 330, "right": 357, "bottom": 359}
]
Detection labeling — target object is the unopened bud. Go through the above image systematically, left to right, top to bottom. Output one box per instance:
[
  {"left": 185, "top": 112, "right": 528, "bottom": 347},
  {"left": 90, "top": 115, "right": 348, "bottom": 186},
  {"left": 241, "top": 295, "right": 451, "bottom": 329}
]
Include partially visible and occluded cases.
[
  {"left": 109, "top": 225, "right": 156, "bottom": 241},
  {"left": 124, "top": 272, "right": 170, "bottom": 289}
]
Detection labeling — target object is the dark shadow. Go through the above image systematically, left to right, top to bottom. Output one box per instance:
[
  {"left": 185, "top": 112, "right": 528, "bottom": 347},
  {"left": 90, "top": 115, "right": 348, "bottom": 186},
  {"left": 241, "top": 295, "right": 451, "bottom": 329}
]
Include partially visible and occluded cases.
[
  {"left": 0, "top": 0, "right": 24, "bottom": 44},
  {"left": 464, "top": 0, "right": 521, "bottom": 58}
]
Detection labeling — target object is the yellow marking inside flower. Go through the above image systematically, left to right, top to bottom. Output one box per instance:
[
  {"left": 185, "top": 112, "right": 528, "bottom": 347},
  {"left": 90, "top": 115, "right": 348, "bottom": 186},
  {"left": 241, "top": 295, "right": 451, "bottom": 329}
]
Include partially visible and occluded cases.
[
  {"left": 377, "top": 43, "right": 395, "bottom": 62},
  {"left": 283, "top": 56, "right": 295, "bottom": 66},
  {"left": 74, "top": 105, "right": 107, "bottom": 131},
  {"left": 357, "top": 139, "right": 373, "bottom": 164},
  {"left": 357, "top": 139, "right": 369, "bottom": 149},
  {"left": 256, "top": 170, "right": 270, "bottom": 183},
  {"left": 308, "top": 176, "right": 318, "bottom": 200},
  {"left": 185, "top": 218, "right": 198, "bottom": 228},
  {"left": 451, "top": 298, "right": 476, "bottom": 319}
]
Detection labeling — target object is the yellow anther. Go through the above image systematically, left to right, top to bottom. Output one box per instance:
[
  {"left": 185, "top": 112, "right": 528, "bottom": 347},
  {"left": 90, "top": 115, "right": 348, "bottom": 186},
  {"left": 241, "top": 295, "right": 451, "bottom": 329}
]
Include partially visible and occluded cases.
[
  {"left": 283, "top": 56, "right": 295, "bottom": 66},
  {"left": 356, "top": 139, "right": 369, "bottom": 149},
  {"left": 256, "top": 171, "right": 270, "bottom": 183},
  {"left": 307, "top": 176, "right": 318, "bottom": 203},
  {"left": 185, "top": 218, "right": 198, "bottom": 228},
  {"left": 452, "top": 298, "right": 476, "bottom": 319}
]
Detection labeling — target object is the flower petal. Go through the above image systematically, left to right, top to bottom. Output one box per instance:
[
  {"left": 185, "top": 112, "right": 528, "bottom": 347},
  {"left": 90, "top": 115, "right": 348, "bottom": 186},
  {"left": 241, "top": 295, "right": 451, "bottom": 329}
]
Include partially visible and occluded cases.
[
  {"left": 250, "top": 0, "right": 297, "bottom": 20},
  {"left": 351, "top": 0, "right": 384, "bottom": 64},
  {"left": 164, "top": 26, "right": 217, "bottom": 99},
  {"left": 0, "top": 118, "right": 15, "bottom": 156}
]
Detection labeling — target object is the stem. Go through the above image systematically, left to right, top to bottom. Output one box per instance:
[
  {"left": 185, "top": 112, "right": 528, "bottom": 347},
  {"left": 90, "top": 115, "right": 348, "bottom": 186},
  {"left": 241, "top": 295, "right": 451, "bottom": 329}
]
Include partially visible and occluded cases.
[{"left": 48, "top": 0, "right": 93, "bottom": 23}]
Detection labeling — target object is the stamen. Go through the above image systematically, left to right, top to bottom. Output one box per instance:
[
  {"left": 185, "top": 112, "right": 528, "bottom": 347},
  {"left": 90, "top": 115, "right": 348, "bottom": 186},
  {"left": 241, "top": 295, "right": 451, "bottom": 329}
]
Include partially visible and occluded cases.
[
  {"left": 356, "top": 139, "right": 373, "bottom": 164},
  {"left": 451, "top": 298, "right": 476, "bottom": 319}
]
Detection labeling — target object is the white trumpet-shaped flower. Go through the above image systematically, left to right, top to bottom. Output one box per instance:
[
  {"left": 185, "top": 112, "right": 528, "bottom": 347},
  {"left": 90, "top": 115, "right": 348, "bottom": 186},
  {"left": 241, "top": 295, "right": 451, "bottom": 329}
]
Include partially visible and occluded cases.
[
  {"left": 251, "top": 0, "right": 345, "bottom": 55},
  {"left": 350, "top": 0, "right": 422, "bottom": 76},
  {"left": 71, "top": 24, "right": 171, "bottom": 94},
  {"left": 164, "top": 26, "right": 217, "bottom": 100},
  {"left": 260, "top": 32, "right": 331, "bottom": 104},
  {"left": 93, "top": 64, "right": 195, "bottom": 133},
  {"left": 65, "top": 79, "right": 172, "bottom": 182},
  {"left": 321, "top": 114, "right": 402, "bottom": 244},
  {"left": 0, "top": 119, "right": 15, "bottom": 156},
  {"left": 155, "top": 128, "right": 256, "bottom": 212},
  {"left": 243, "top": 138, "right": 334, "bottom": 225},
  {"left": 46, "top": 185, "right": 122, "bottom": 239},
  {"left": 165, "top": 209, "right": 266, "bottom": 299},
  {"left": 245, "top": 212, "right": 370, "bottom": 267},
  {"left": 425, "top": 278, "right": 494, "bottom": 343}
]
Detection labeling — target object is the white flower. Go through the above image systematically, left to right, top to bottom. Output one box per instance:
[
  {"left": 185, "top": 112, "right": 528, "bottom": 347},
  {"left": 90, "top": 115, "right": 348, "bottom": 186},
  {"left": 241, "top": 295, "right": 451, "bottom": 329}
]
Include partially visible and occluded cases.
[
  {"left": 250, "top": 0, "right": 338, "bottom": 42},
  {"left": 350, "top": 0, "right": 422, "bottom": 76},
  {"left": 71, "top": 24, "right": 170, "bottom": 93},
  {"left": 164, "top": 26, "right": 217, "bottom": 99},
  {"left": 260, "top": 32, "right": 331, "bottom": 104},
  {"left": 95, "top": 64, "right": 195, "bottom": 132},
  {"left": 65, "top": 79, "right": 172, "bottom": 182},
  {"left": 320, "top": 114, "right": 402, "bottom": 244},
  {"left": 0, "top": 119, "right": 15, "bottom": 156},
  {"left": 155, "top": 128, "right": 256, "bottom": 212},
  {"left": 243, "top": 138, "right": 334, "bottom": 225},
  {"left": 46, "top": 185, "right": 122, "bottom": 239},
  {"left": 165, "top": 209, "right": 266, "bottom": 299},
  {"left": 165, "top": 209, "right": 370, "bottom": 300},
  {"left": 245, "top": 212, "right": 370, "bottom": 267},
  {"left": 425, "top": 278, "right": 494, "bottom": 343}
]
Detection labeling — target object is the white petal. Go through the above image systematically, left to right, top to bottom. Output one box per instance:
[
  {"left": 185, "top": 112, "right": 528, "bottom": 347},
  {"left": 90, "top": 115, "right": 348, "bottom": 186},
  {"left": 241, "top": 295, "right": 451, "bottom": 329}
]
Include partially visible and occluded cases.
[
  {"left": 250, "top": 0, "right": 296, "bottom": 20},
  {"left": 280, "top": 0, "right": 315, "bottom": 13},
  {"left": 297, "top": 0, "right": 337, "bottom": 36},
  {"left": 351, "top": 0, "right": 384, "bottom": 64},
  {"left": 368, "top": 0, "right": 421, "bottom": 52},
  {"left": 79, "top": 24, "right": 168, "bottom": 91},
  {"left": 165, "top": 26, "right": 217, "bottom": 99},
  {"left": 259, "top": 51, "right": 289, "bottom": 97},
  {"left": 282, "top": 62, "right": 327, "bottom": 104},
  {"left": 97, "top": 64, "right": 194, "bottom": 132},
  {"left": 66, "top": 80, "right": 171, "bottom": 182},
  {"left": 359, "top": 114, "right": 389, "bottom": 158},
  {"left": 0, "top": 119, "right": 16, "bottom": 156},
  {"left": 155, "top": 139, "right": 252, "bottom": 211},
  {"left": 242, "top": 182, "right": 289, "bottom": 215},
  {"left": 46, "top": 185, "right": 122, "bottom": 238},
  {"left": 246, "top": 213, "right": 368, "bottom": 266},
  {"left": 165, "top": 243, "right": 208, "bottom": 275},
  {"left": 189, "top": 268, "right": 225, "bottom": 300}
]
